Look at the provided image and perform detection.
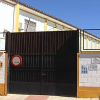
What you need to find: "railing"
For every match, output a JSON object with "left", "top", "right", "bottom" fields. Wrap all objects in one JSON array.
[
  {"left": 80, "top": 29, "right": 100, "bottom": 51},
  {"left": 84, "top": 29, "right": 100, "bottom": 38}
]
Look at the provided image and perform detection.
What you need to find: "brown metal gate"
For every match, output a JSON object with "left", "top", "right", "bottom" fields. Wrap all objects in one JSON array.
[{"left": 8, "top": 31, "right": 79, "bottom": 96}]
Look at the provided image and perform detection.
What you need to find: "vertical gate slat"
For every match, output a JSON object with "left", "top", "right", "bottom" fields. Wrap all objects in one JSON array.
[{"left": 21, "top": 33, "right": 23, "bottom": 54}]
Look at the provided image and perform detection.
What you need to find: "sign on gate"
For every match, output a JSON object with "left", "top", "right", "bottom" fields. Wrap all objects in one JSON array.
[
  {"left": 0, "top": 61, "right": 3, "bottom": 68},
  {"left": 11, "top": 55, "right": 22, "bottom": 67}
]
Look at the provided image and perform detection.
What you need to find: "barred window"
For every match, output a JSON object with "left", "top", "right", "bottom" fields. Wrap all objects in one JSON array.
[{"left": 24, "top": 19, "right": 36, "bottom": 32}]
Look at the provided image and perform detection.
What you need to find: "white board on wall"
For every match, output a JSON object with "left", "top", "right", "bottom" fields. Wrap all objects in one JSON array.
[{"left": 0, "top": 38, "right": 5, "bottom": 50}]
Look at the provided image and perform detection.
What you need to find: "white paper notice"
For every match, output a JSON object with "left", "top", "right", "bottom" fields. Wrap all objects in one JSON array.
[{"left": 0, "top": 38, "right": 5, "bottom": 50}]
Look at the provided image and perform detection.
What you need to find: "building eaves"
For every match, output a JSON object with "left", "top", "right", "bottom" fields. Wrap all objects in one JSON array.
[
  {"left": 9, "top": 0, "right": 100, "bottom": 39},
  {"left": 10, "top": 0, "right": 82, "bottom": 30}
]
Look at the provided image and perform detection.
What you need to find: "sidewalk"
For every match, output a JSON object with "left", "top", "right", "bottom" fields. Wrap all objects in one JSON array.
[{"left": 0, "top": 94, "right": 99, "bottom": 100}]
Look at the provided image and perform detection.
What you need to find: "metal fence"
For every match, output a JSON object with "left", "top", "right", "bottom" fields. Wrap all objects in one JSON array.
[
  {"left": 83, "top": 29, "right": 100, "bottom": 50},
  {"left": 84, "top": 29, "right": 100, "bottom": 38}
]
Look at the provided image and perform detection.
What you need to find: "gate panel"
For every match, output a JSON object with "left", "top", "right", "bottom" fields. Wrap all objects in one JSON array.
[
  {"left": 9, "top": 54, "right": 42, "bottom": 94},
  {"left": 9, "top": 31, "right": 78, "bottom": 96}
]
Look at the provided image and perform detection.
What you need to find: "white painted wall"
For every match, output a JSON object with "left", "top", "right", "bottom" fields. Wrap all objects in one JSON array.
[
  {"left": 97, "top": 41, "right": 99, "bottom": 49},
  {"left": 79, "top": 53, "right": 100, "bottom": 87},
  {"left": 47, "top": 21, "right": 54, "bottom": 31},
  {"left": 88, "top": 37, "right": 91, "bottom": 49},
  {"left": 0, "top": 0, "right": 14, "bottom": 50},
  {"left": 19, "top": 10, "right": 45, "bottom": 32},
  {"left": 0, "top": 0, "right": 14, "bottom": 34},
  {"left": 93, "top": 39, "right": 95, "bottom": 49}
]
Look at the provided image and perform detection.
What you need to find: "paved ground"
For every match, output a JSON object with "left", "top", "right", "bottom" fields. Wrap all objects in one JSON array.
[{"left": 0, "top": 94, "right": 99, "bottom": 100}]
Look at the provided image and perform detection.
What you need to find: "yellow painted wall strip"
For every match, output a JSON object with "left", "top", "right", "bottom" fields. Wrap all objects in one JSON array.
[
  {"left": 44, "top": 19, "right": 47, "bottom": 31},
  {"left": 15, "top": 4, "right": 19, "bottom": 32},
  {"left": 54, "top": 23, "right": 57, "bottom": 31},
  {"left": 78, "top": 87, "right": 100, "bottom": 98},
  {"left": 81, "top": 51, "right": 100, "bottom": 53},
  {"left": 77, "top": 53, "right": 79, "bottom": 97}
]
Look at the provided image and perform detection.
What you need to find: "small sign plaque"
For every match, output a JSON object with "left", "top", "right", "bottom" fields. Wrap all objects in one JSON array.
[{"left": 88, "top": 64, "right": 98, "bottom": 71}]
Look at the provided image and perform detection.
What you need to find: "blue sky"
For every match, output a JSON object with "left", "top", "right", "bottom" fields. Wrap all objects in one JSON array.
[{"left": 19, "top": 0, "right": 100, "bottom": 29}]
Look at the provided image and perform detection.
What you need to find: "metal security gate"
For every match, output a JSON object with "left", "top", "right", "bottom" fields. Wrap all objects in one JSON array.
[{"left": 8, "top": 31, "right": 79, "bottom": 96}]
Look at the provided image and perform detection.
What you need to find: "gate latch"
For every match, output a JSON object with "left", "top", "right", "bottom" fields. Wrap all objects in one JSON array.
[{"left": 42, "top": 73, "right": 46, "bottom": 76}]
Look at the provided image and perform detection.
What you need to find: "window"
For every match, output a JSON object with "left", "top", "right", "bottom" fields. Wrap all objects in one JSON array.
[{"left": 24, "top": 19, "right": 36, "bottom": 32}]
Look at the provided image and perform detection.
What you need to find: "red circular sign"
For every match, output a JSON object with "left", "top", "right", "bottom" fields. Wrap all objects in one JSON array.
[{"left": 11, "top": 55, "right": 22, "bottom": 67}]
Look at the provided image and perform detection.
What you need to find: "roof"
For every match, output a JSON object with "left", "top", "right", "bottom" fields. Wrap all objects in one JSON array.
[{"left": 10, "top": 0, "right": 81, "bottom": 30}]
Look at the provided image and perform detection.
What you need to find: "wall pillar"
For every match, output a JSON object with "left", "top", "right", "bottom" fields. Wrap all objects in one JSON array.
[
  {"left": 44, "top": 19, "right": 47, "bottom": 31},
  {"left": 77, "top": 53, "right": 79, "bottom": 98},
  {"left": 14, "top": 4, "right": 19, "bottom": 32},
  {"left": 62, "top": 26, "right": 65, "bottom": 31}
]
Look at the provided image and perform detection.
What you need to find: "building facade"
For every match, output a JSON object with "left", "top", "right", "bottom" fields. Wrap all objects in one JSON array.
[
  {"left": 0, "top": 0, "right": 100, "bottom": 98},
  {"left": 0, "top": 0, "right": 100, "bottom": 51}
]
